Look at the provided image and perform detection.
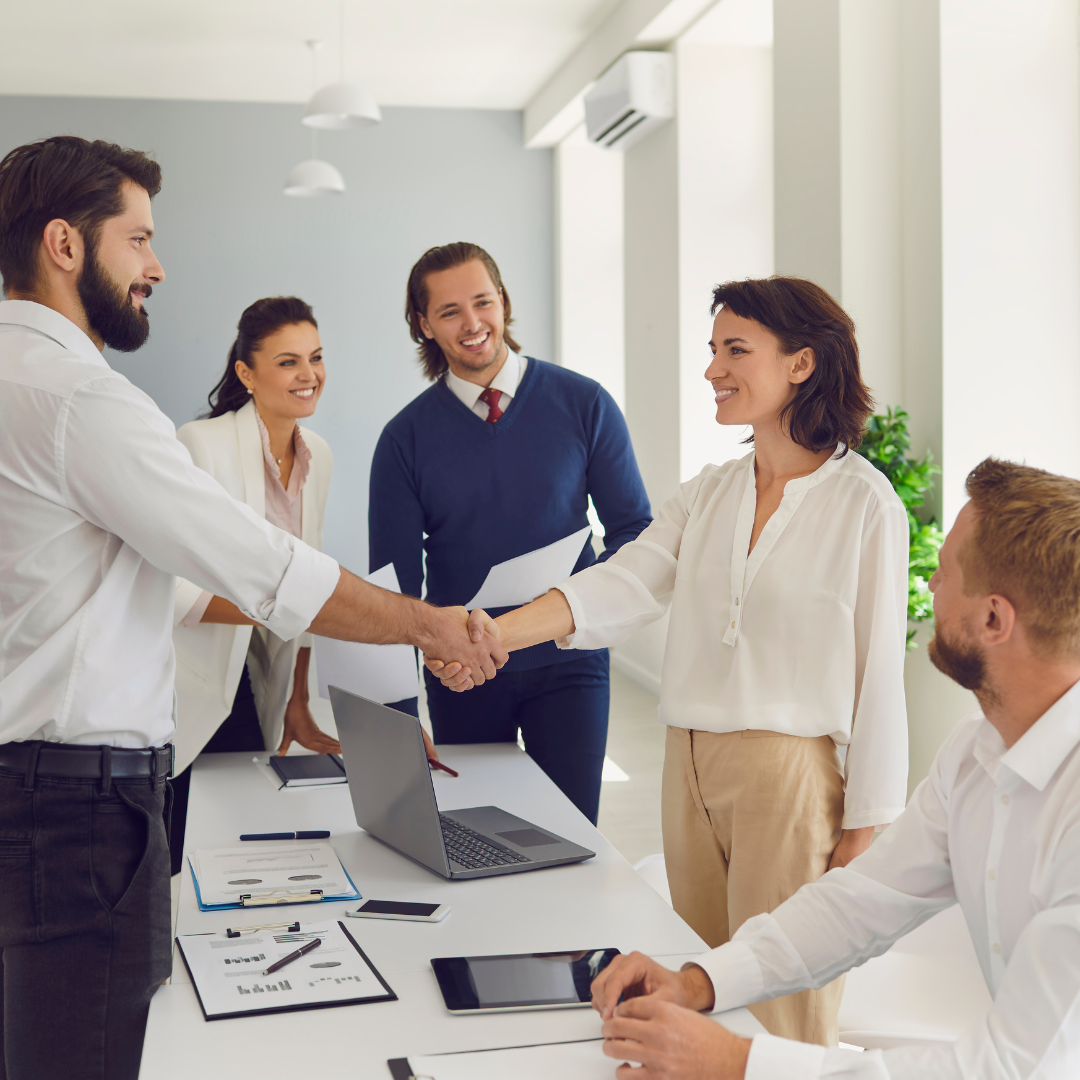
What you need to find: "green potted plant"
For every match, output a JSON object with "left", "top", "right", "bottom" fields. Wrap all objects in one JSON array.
[{"left": 855, "top": 408, "right": 944, "bottom": 649}]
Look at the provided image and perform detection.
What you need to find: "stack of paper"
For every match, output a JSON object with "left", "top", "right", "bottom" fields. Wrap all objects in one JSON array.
[
  {"left": 407, "top": 1039, "right": 613, "bottom": 1080},
  {"left": 188, "top": 841, "right": 360, "bottom": 910}
]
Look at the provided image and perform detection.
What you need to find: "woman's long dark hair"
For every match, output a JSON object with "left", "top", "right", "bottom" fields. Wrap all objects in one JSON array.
[{"left": 204, "top": 296, "right": 318, "bottom": 418}]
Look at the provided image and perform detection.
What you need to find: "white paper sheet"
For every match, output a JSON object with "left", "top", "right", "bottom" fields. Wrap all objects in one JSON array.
[
  {"left": 466, "top": 526, "right": 594, "bottom": 610},
  {"left": 190, "top": 841, "right": 359, "bottom": 907},
  {"left": 314, "top": 563, "right": 419, "bottom": 704},
  {"left": 409, "top": 1040, "right": 612, "bottom": 1080},
  {"left": 177, "top": 920, "right": 390, "bottom": 1018}
]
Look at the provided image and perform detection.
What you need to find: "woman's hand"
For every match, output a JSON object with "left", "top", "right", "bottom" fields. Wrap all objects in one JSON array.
[
  {"left": 276, "top": 696, "right": 341, "bottom": 756},
  {"left": 827, "top": 826, "right": 875, "bottom": 871}
]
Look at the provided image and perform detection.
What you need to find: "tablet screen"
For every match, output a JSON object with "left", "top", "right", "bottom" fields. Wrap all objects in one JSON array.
[{"left": 431, "top": 949, "right": 621, "bottom": 1011}]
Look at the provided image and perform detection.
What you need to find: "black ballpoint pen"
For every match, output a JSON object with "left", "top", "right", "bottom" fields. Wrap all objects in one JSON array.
[
  {"left": 239, "top": 831, "right": 330, "bottom": 841},
  {"left": 262, "top": 937, "right": 321, "bottom": 976}
]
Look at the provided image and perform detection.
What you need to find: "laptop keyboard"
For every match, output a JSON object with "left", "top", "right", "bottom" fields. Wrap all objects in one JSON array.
[{"left": 440, "top": 815, "right": 532, "bottom": 870}]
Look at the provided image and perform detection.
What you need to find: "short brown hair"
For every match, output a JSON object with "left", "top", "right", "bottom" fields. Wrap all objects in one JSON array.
[
  {"left": 711, "top": 276, "right": 873, "bottom": 454},
  {"left": 962, "top": 458, "right": 1080, "bottom": 655},
  {"left": 404, "top": 242, "right": 521, "bottom": 381},
  {"left": 0, "top": 136, "right": 162, "bottom": 295}
]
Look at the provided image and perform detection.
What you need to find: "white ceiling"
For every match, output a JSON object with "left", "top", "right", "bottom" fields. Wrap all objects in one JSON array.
[{"left": 0, "top": 0, "right": 626, "bottom": 109}]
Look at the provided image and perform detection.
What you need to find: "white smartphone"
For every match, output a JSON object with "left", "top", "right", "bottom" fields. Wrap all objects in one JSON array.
[{"left": 346, "top": 899, "right": 451, "bottom": 923}]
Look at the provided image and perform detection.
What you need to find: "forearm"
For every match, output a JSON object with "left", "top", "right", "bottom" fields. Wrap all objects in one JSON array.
[
  {"left": 309, "top": 568, "right": 439, "bottom": 649},
  {"left": 289, "top": 647, "right": 311, "bottom": 703},
  {"left": 494, "top": 589, "right": 576, "bottom": 652},
  {"left": 200, "top": 595, "right": 258, "bottom": 625}
]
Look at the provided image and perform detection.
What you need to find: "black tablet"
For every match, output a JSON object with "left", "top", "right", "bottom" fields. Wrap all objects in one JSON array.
[{"left": 430, "top": 948, "right": 620, "bottom": 1013}]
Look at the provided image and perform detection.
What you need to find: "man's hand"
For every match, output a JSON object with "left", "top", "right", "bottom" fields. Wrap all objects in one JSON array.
[
  {"left": 276, "top": 698, "right": 341, "bottom": 757},
  {"left": 827, "top": 826, "right": 874, "bottom": 871},
  {"left": 591, "top": 952, "right": 716, "bottom": 1020},
  {"left": 602, "top": 997, "right": 751, "bottom": 1080},
  {"left": 424, "top": 609, "right": 502, "bottom": 692},
  {"left": 415, "top": 606, "right": 506, "bottom": 689}
]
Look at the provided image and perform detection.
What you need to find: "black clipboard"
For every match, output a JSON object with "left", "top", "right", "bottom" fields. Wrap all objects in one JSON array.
[{"left": 177, "top": 920, "right": 397, "bottom": 1021}]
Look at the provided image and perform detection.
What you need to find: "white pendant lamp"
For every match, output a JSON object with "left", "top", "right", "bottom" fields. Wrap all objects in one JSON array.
[
  {"left": 303, "top": 0, "right": 381, "bottom": 129},
  {"left": 283, "top": 158, "right": 346, "bottom": 197},
  {"left": 283, "top": 41, "right": 347, "bottom": 197}
]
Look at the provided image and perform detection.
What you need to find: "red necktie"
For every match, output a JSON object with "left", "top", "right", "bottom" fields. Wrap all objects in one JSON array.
[{"left": 478, "top": 387, "right": 503, "bottom": 423}]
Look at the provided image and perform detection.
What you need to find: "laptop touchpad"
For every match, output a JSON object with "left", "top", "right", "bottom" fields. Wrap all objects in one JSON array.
[{"left": 497, "top": 828, "right": 559, "bottom": 848}]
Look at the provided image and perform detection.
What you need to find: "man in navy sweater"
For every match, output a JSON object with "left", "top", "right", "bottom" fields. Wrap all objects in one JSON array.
[{"left": 369, "top": 242, "right": 651, "bottom": 823}]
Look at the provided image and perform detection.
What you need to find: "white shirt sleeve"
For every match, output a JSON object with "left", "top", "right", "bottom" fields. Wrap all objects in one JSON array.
[
  {"left": 694, "top": 741, "right": 1080, "bottom": 1079},
  {"left": 841, "top": 502, "right": 911, "bottom": 828},
  {"left": 60, "top": 377, "right": 339, "bottom": 641},
  {"left": 555, "top": 480, "right": 696, "bottom": 649}
]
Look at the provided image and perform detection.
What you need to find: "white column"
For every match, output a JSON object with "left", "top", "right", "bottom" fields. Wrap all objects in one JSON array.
[{"left": 939, "top": 0, "right": 1080, "bottom": 524}]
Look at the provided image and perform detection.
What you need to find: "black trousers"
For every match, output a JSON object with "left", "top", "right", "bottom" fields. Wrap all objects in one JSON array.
[
  {"left": 169, "top": 664, "right": 265, "bottom": 876},
  {"left": 424, "top": 650, "right": 611, "bottom": 824},
  {"left": 0, "top": 757, "right": 172, "bottom": 1080}
]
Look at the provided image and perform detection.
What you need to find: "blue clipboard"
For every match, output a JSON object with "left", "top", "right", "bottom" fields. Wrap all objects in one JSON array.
[{"left": 188, "top": 857, "right": 362, "bottom": 911}]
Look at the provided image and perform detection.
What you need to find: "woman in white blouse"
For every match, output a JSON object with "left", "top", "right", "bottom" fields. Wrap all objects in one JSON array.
[
  {"left": 169, "top": 296, "right": 338, "bottom": 873},
  {"left": 429, "top": 277, "right": 910, "bottom": 1046}
]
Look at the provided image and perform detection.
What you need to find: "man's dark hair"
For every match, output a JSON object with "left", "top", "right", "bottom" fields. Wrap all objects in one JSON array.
[
  {"left": 0, "top": 136, "right": 162, "bottom": 295},
  {"left": 405, "top": 241, "right": 521, "bottom": 381},
  {"left": 711, "top": 276, "right": 873, "bottom": 454},
  {"left": 205, "top": 296, "right": 318, "bottom": 418}
]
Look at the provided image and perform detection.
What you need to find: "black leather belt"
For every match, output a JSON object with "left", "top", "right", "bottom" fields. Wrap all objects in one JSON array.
[{"left": 0, "top": 741, "right": 174, "bottom": 779}]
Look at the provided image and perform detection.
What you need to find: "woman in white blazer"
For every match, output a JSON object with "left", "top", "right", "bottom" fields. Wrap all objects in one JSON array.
[{"left": 169, "top": 296, "right": 337, "bottom": 873}]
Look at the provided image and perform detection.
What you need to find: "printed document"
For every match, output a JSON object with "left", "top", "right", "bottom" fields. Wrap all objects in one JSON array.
[
  {"left": 466, "top": 526, "right": 593, "bottom": 610},
  {"left": 408, "top": 1040, "right": 612, "bottom": 1080},
  {"left": 189, "top": 840, "right": 359, "bottom": 908},
  {"left": 314, "top": 563, "right": 419, "bottom": 704},
  {"left": 177, "top": 920, "right": 394, "bottom": 1019}
]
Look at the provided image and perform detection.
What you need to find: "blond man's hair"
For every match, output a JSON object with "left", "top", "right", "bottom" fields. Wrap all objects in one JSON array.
[{"left": 962, "top": 458, "right": 1080, "bottom": 655}]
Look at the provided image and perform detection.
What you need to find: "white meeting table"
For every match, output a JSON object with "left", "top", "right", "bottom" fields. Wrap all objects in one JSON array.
[{"left": 140, "top": 743, "right": 762, "bottom": 1078}]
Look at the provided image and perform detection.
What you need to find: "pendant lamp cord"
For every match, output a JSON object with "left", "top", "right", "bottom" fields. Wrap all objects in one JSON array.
[{"left": 339, "top": 0, "right": 345, "bottom": 83}]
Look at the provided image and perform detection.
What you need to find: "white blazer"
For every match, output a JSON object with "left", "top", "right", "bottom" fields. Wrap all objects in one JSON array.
[{"left": 171, "top": 399, "right": 333, "bottom": 773}]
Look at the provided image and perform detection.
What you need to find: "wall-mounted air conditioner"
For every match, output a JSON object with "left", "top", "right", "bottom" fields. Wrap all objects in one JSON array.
[{"left": 583, "top": 52, "right": 675, "bottom": 152}]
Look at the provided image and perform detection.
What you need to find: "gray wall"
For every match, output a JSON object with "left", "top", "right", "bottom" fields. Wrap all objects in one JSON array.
[{"left": 0, "top": 95, "right": 554, "bottom": 572}]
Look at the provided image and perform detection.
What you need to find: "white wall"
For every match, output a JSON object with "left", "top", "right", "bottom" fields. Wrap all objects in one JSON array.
[
  {"left": 0, "top": 95, "right": 555, "bottom": 576},
  {"left": 555, "top": 125, "right": 625, "bottom": 408},
  {"left": 939, "top": 0, "right": 1080, "bottom": 526}
]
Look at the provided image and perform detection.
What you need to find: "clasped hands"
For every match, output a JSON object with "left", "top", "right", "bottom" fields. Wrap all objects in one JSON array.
[
  {"left": 587, "top": 953, "right": 751, "bottom": 1079},
  {"left": 424, "top": 607, "right": 503, "bottom": 691}
]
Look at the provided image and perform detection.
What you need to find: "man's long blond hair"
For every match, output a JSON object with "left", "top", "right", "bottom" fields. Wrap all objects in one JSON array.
[{"left": 962, "top": 458, "right": 1080, "bottom": 655}]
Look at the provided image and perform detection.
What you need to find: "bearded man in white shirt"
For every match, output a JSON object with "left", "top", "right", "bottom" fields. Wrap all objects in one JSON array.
[
  {"left": 588, "top": 456, "right": 1080, "bottom": 1080},
  {"left": 0, "top": 136, "right": 503, "bottom": 1080}
]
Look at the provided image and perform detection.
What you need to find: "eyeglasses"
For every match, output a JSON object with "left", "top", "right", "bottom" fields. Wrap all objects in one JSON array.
[{"left": 224, "top": 920, "right": 301, "bottom": 939}]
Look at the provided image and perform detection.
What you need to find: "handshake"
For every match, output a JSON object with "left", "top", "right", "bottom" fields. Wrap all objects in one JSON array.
[
  {"left": 423, "top": 607, "right": 505, "bottom": 692},
  {"left": 422, "top": 588, "right": 576, "bottom": 691}
]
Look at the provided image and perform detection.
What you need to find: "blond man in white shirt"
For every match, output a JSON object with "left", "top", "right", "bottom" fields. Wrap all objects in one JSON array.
[
  {"left": 429, "top": 277, "right": 911, "bottom": 1046},
  {"left": 0, "top": 135, "right": 503, "bottom": 1080},
  {"left": 586, "top": 457, "right": 1080, "bottom": 1080}
]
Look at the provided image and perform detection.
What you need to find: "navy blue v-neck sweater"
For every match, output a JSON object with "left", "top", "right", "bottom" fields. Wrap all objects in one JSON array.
[{"left": 369, "top": 358, "right": 652, "bottom": 671}]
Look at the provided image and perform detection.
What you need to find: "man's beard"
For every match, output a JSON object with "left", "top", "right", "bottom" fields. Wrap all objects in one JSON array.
[
  {"left": 77, "top": 242, "right": 150, "bottom": 353},
  {"left": 928, "top": 619, "right": 990, "bottom": 694}
]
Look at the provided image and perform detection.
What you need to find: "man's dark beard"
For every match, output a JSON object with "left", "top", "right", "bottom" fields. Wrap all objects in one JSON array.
[
  {"left": 928, "top": 622, "right": 988, "bottom": 692},
  {"left": 77, "top": 242, "right": 150, "bottom": 352}
]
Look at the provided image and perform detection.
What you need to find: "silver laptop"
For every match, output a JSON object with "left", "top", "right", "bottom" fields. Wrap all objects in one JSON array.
[{"left": 329, "top": 687, "right": 595, "bottom": 880}]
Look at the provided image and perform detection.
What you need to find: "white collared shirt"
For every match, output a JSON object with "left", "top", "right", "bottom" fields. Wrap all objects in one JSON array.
[
  {"left": 557, "top": 448, "right": 910, "bottom": 827},
  {"left": 0, "top": 300, "right": 340, "bottom": 747},
  {"left": 700, "top": 679, "right": 1080, "bottom": 1079},
  {"left": 444, "top": 348, "right": 526, "bottom": 419}
]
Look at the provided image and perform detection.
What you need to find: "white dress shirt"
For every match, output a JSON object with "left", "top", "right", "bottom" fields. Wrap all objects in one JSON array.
[
  {"left": 699, "top": 679, "right": 1080, "bottom": 1079},
  {"left": 557, "top": 447, "right": 910, "bottom": 827},
  {"left": 444, "top": 348, "right": 526, "bottom": 419},
  {"left": 179, "top": 408, "right": 312, "bottom": 628},
  {"left": 0, "top": 300, "right": 340, "bottom": 748}
]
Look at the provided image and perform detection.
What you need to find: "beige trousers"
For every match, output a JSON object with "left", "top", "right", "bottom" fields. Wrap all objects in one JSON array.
[{"left": 662, "top": 727, "right": 846, "bottom": 1046}]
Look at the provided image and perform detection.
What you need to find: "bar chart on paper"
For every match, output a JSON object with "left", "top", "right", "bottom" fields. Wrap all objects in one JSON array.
[{"left": 176, "top": 921, "right": 396, "bottom": 1019}]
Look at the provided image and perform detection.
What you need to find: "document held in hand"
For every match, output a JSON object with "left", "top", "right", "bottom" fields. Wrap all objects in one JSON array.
[
  {"left": 314, "top": 563, "right": 420, "bottom": 704},
  {"left": 466, "top": 525, "right": 594, "bottom": 610}
]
